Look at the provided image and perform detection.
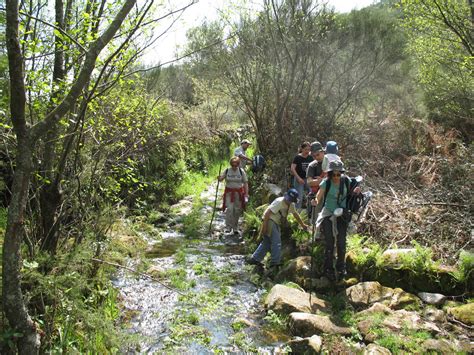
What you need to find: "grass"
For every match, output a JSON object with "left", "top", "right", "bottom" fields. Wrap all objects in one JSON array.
[{"left": 175, "top": 159, "right": 227, "bottom": 200}]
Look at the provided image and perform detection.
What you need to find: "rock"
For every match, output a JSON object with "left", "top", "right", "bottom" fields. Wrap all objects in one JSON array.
[
  {"left": 356, "top": 302, "right": 393, "bottom": 318},
  {"left": 311, "top": 277, "right": 332, "bottom": 291},
  {"left": 275, "top": 256, "right": 313, "bottom": 285},
  {"left": 423, "top": 307, "right": 447, "bottom": 323},
  {"left": 146, "top": 265, "right": 164, "bottom": 278},
  {"left": 381, "top": 309, "right": 441, "bottom": 335},
  {"left": 382, "top": 248, "right": 416, "bottom": 266},
  {"left": 345, "top": 281, "right": 421, "bottom": 310},
  {"left": 357, "top": 308, "right": 441, "bottom": 344},
  {"left": 363, "top": 343, "right": 392, "bottom": 355},
  {"left": 170, "top": 199, "right": 193, "bottom": 216},
  {"left": 232, "top": 317, "right": 255, "bottom": 330},
  {"left": 422, "top": 339, "right": 455, "bottom": 353},
  {"left": 263, "top": 183, "right": 282, "bottom": 204},
  {"left": 448, "top": 303, "right": 474, "bottom": 325},
  {"left": 287, "top": 335, "right": 322, "bottom": 354},
  {"left": 265, "top": 284, "right": 329, "bottom": 315},
  {"left": 289, "top": 312, "right": 352, "bottom": 337},
  {"left": 417, "top": 292, "right": 446, "bottom": 305}
]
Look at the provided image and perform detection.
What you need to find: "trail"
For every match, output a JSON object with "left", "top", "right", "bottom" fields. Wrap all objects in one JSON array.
[{"left": 112, "top": 182, "right": 287, "bottom": 352}]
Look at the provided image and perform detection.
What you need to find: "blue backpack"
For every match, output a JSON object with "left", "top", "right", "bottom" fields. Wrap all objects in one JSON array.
[
  {"left": 252, "top": 155, "right": 266, "bottom": 173},
  {"left": 325, "top": 141, "right": 339, "bottom": 155}
]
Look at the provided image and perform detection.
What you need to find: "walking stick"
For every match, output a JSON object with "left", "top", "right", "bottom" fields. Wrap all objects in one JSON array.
[
  {"left": 208, "top": 163, "right": 223, "bottom": 237},
  {"left": 309, "top": 204, "right": 316, "bottom": 304}
]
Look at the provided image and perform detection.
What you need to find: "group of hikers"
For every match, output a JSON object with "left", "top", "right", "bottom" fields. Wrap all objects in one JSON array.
[{"left": 218, "top": 139, "right": 363, "bottom": 282}]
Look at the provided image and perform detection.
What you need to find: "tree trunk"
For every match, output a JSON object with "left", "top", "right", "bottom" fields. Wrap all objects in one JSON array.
[
  {"left": 3, "top": 142, "right": 41, "bottom": 354},
  {"left": 4, "top": 0, "right": 41, "bottom": 351}
]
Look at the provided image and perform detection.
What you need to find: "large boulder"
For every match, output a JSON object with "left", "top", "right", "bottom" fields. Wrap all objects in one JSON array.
[
  {"left": 287, "top": 335, "right": 322, "bottom": 354},
  {"left": 448, "top": 303, "right": 474, "bottom": 326},
  {"left": 289, "top": 312, "right": 352, "bottom": 337},
  {"left": 265, "top": 284, "right": 329, "bottom": 316},
  {"left": 345, "top": 281, "right": 421, "bottom": 310}
]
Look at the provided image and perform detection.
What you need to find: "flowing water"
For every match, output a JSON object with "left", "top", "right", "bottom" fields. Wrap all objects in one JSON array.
[{"left": 113, "top": 183, "right": 288, "bottom": 353}]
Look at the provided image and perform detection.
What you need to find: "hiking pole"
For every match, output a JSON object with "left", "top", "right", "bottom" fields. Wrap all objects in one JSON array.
[
  {"left": 208, "top": 162, "right": 223, "bottom": 237},
  {"left": 309, "top": 204, "right": 316, "bottom": 304}
]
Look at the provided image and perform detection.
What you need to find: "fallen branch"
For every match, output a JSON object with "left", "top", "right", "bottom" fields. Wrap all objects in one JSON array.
[
  {"left": 412, "top": 202, "right": 468, "bottom": 208},
  {"left": 92, "top": 258, "right": 187, "bottom": 296},
  {"left": 447, "top": 315, "right": 474, "bottom": 331}
]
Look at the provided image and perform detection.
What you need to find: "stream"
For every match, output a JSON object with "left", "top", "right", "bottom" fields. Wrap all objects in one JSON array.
[{"left": 112, "top": 183, "right": 288, "bottom": 353}]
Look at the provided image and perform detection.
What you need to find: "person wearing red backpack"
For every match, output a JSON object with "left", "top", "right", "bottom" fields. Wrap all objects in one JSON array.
[{"left": 218, "top": 157, "right": 249, "bottom": 234}]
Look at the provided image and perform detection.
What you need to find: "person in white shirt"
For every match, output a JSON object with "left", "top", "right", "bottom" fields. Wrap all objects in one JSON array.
[{"left": 234, "top": 139, "right": 252, "bottom": 169}]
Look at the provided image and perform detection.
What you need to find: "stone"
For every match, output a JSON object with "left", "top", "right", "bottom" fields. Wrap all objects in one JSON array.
[
  {"left": 417, "top": 292, "right": 446, "bottom": 306},
  {"left": 287, "top": 335, "right": 322, "bottom": 354},
  {"left": 275, "top": 256, "right": 313, "bottom": 285},
  {"left": 382, "top": 248, "right": 416, "bottom": 266},
  {"left": 265, "top": 284, "right": 329, "bottom": 316},
  {"left": 448, "top": 303, "right": 474, "bottom": 326},
  {"left": 170, "top": 199, "right": 193, "bottom": 216},
  {"left": 356, "top": 302, "right": 393, "bottom": 318},
  {"left": 423, "top": 307, "right": 447, "bottom": 323},
  {"left": 422, "top": 339, "right": 454, "bottom": 353},
  {"left": 345, "top": 281, "right": 421, "bottom": 310},
  {"left": 289, "top": 312, "right": 352, "bottom": 337},
  {"left": 146, "top": 265, "right": 164, "bottom": 278},
  {"left": 363, "top": 343, "right": 392, "bottom": 355},
  {"left": 357, "top": 308, "right": 441, "bottom": 344},
  {"left": 263, "top": 183, "right": 282, "bottom": 204}
]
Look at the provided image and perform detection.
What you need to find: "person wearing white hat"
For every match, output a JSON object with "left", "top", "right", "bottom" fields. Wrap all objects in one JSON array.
[{"left": 234, "top": 139, "right": 252, "bottom": 169}]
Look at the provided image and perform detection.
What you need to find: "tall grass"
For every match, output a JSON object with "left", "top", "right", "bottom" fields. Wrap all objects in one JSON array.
[{"left": 175, "top": 159, "right": 227, "bottom": 199}]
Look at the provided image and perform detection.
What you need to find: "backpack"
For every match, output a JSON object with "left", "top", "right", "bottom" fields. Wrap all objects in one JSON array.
[
  {"left": 252, "top": 154, "right": 266, "bottom": 173},
  {"left": 323, "top": 176, "right": 364, "bottom": 213},
  {"left": 224, "top": 167, "right": 245, "bottom": 181}
]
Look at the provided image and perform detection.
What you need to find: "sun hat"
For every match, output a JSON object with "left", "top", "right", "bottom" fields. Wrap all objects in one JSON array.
[
  {"left": 327, "top": 160, "right": 345, "bottom": 172},
  {"left": 241, "top": 139, "right": 251, "bottom": 145},
  {"left": 310, "top": 141, "right": 324, "bottom": 153}
]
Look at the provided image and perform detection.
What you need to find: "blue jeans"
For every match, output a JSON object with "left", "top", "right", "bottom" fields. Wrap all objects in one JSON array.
[
  {"left": 252, "top": 220, "right": 282, "bottom": 266},
  {"left": 293, "top": 177, "right": 309, "bottom": 209}
]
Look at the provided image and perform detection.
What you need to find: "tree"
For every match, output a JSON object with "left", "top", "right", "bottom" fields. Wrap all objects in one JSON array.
[
  {"left": 400, "top": 0, "right": 474, "bottom": 141},
  {"left": 4, "top": 0, "right": 138, "bottom": 351}
]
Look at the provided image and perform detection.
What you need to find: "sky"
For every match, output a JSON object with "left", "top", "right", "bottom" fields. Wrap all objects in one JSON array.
[{"left": 143, "top": 0, "right": 376, "bottom": 65}]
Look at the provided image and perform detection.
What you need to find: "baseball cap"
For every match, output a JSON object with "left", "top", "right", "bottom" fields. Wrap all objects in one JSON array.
[{"left": 284, "top": 188, "right": 299, "bottom": 203}]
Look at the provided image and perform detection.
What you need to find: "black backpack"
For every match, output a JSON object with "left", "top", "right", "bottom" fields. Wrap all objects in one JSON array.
[
  {"left": 252, "top": 155, "right": 266, "bottom": 173},
  {"left": 324, "top": 176, "right": 364, "bottom": 213}
]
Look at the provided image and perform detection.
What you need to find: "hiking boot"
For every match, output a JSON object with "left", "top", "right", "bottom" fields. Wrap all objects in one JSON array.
[
  {"left": 233, "top": 229, "right": 241, "bottom": 235},
  {"left": 224, "top": 228, "right": 232, "bottom": 234},
  {"left": 265, "top": 264, "right": 282, "bottom": 280},
  {"left": 246, "top": 256, "right": 263, "bottom": 266}
]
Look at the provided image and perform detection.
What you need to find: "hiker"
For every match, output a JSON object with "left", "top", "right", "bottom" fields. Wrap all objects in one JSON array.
[
  {"left": 234, "top": 139, "right": 252, "bottom": 169},
  {"left": 290, "top": 141, "right": 313, "bottom": 209},
  {"left": 306, "top": 141, "right": 326, "bottom": 221},
  {"left": 312, "top": 160, "right": 360, "bottom": 281},
  {"left": 322, "top": 140, "right": 341, "bottom": 172},
  {"left": 218, "top": 157, "right": 249, "bottom": 234},
  {"left": 247, "top": 188, "right": 309, "bottom": 275}
]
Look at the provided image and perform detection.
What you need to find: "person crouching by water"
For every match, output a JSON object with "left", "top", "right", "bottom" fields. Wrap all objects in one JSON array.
[
  {"left": 218, "top": 157, "right": 249, "bottom": 234},
  {"left": 312, "top": 160, "right": 360, "bottom": 281},
  {"left": 247, "top": 188, "right": 308, "bottom": 275}
]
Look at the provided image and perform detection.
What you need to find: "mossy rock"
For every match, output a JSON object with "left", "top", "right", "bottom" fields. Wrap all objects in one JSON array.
[{"left": 448, "top": 303, "right": 474, "bottom": 326}]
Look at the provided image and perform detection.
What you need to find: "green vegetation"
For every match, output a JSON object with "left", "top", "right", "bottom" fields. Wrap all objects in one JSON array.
[{"left": 263, "top": 310, "right": 288, "bottom": 333}]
